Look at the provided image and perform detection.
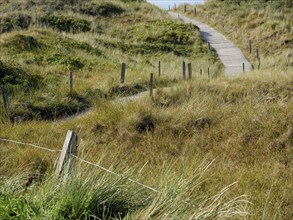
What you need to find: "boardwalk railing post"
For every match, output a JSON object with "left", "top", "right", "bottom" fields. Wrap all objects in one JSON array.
[
  {"left": 188, "top": 63, "right": 192, "bottom": 80},
  {"left": 120, "top": 63, "right": 126, "bottom": 84},
  {"left": 55, "top": 130, "right": 78, "bottom": 177},
  {"left": 182, "top": 61, "right": 186, "bottom": 80},
  {"left": 69, "top": 71, "right": 73, "bottom": 95},
  {"left": 158, "top": 61, "right": 161, "bottom": 77},
  {"left": 150, "top": 73, "right": 154, "bottom": 98},
  {"left": 1, "top": 86, "right": 9, "bottom": 114}
]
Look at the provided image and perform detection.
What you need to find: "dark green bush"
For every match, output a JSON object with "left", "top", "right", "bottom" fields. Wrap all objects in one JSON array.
[
  {"left": 40, "top": 15, "right": 91, "bottom": 33},
  {"left": 36, "top": 53, "right": 84, "bottom": 70},
  {"left": 108, "top": 83, "right": 146, "bottom": 97},
  {"left": 0, "top": 60, "right": 40, "bottom": 88},
  {"left": 3, "top": 34, "right": 40, "bottom": 52},
  {"left": 0, "top": 14, "right": 32, "bottom": 33},
  {"left": 80, "top": 2, "right": 124, "bottom": 16}
]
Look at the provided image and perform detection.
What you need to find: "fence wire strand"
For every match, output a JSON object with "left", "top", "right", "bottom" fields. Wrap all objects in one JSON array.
[
  {"left": 0, "top": 137, "right": 161, "bottom": 193},
  {"left": 0, "top": 138, "right": 61, "bottom": 152}
]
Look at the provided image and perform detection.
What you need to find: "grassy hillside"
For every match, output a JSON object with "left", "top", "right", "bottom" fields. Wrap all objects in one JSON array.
[
  {"left": 0, "top": 0, "right": 220, "bottom": 122},
  {"left": 1, "top": 0, "right": 293, "bottom": 219}
]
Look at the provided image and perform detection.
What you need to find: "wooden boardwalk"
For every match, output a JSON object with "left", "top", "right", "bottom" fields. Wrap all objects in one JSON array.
[{"left": 169, "top": 12, "right": 252, "bottom": 76}]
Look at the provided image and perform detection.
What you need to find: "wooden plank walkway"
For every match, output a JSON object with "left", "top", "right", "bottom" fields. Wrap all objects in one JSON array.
[{"left": 169, "top": 12, "right": 252, "bottom": 76}]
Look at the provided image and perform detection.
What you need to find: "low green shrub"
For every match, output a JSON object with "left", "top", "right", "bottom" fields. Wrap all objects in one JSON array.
[
  {"left": 0, "top": 14, "right": 31, "bottom": 33},
  {"left": 36, "top": 53, "right": 85, "bottom": 70},
  {"left": 40, "top": 15, "right": 91, "bottom": 33},
  {"left": 0, "top": 60, "right": 40, "bottom": 88},
  {"left": 80, "top": 2, "right": 124, "bottom": 16},
  {"left": 3, "top": 34, "right": 40, "bottom": 52}
]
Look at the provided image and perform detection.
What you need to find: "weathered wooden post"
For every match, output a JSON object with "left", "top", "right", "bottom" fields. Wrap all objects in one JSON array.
[
  {"left": 69, "top": 71, "right": 73, "bottom": 95},
  {"left": 188, "top": 63, "right": 192, "bottom": 80},
  {"left": 242, "top": 63, "right": 245, "bottom": 73},
  {"left": 256, "top": 48, "right": 260, "bottom": 70},
  {"left": 249, "top": 40, "right": 252, "bottom": 53},
  {"left": 120, "top": 62, "right": 126, "bottom": 84},
  {"left": 182, "top": 61, "right": 186, "bottom": 80},
  {"left": 208, "top": 42, "right": 211, "bottom": 52},
  {"left": 55, "top": 130, "right": 78, "bottom": 177},
  {"left": 1, "top": 86, "right": 9, "bottom": 114},
  {"left": 194, "top": 7, "right": 197, "bottom": 16},
  {"left": 184, "top": 3, "right": 186, "bottom": 13},
  {"left": 256, "top": 48, "right": 259, "bottom": 59},
  {"left": 150, "top": 73, "right": 154, "bottom": 98},
  {"left": 208, "top": 67, "right": 210, "bottom": 78},
  {"left": 13, "top": 116, "right": 21, "bottom": 124},
  {"left": 158, "top": 61, "right": 161, "bottom": 77}
]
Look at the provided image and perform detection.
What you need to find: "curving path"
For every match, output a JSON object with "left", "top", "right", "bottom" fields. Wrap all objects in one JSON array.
[{"left": 168, "top": 12, "right": 252, "bottom": 76}]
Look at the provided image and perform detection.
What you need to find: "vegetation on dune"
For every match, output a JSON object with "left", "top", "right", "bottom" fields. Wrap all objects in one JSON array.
[{"left": 2, "top": 0, "right": 293, "bottom": 219}]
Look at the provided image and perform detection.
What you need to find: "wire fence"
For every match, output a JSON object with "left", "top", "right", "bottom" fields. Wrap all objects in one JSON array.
[{"left": 0, "top": 137, "right": 161, "bottom": 194}]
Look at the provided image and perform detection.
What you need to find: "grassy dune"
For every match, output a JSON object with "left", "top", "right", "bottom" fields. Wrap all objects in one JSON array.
[{"left": 1, "top": 0, "right": 293, "bottom": 219}]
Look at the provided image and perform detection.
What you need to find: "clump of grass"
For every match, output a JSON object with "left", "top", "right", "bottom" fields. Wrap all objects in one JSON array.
[
  {"left": 0, "top": 13, "right": 32, "bottom": 33},
  {"left": 40, "top": 14, "right": 91, "bottom": 33},
  {"left": 0, "top": 59, "right": 41, "bottom": 88},
  {"left": 80, "top": 2, "right": 125, "bottom": 17},
  {"left": 0, "top": 161, "right": 248, "bottom": 219}
]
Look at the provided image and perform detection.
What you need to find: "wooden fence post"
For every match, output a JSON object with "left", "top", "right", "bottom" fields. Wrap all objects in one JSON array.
[
  {"left": 1, "top": 86, "right": 9, "bottom": 114},
  {"left": 208, "top": 67, "right": 210, "bottom": 78},
  {"left": 188, "top": 63, "right": 192, "bottom": 80},
  {"left": 194, "top": 7, "right": 197, "bottom": 16},
  {"left": 256, "top": 48, "right": 259, "bottom": 59},
  {"left": 249, "top": 40, "right": 252, "bottom": 53},
  {"left": 150, "top": 73, "right": 154, "bottom": 98},
  {"left": 13, "top": 116, "right": 21, "bottom": 124},
  {"left": 242, "top": 63, "right": 245, "bottom": 73},
  {"left": 184, "top": 3, "right": 186, "bottom": 13},
  {"left": 120, "top": 63, "right": 126, "bottom": 84},
  {"left": 69, "top": 71, "right": 73, "bottom": 95},
  {"left": 208, "top": 42, "right": 211, "bottom": 52},
  {"left": 158, "top": 61, "right": 161, "bottom": 77},
  {"left": 55, "top": 130, "right": 78, "bottom": 177},
  {"left": 182, "top": 61, "right": 186, "bottom": 80}
]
